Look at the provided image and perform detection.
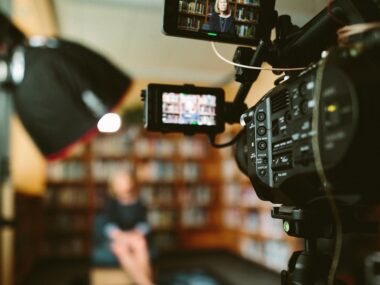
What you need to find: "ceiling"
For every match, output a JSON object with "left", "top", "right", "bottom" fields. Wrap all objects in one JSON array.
[{"left": 53, "top": 0, "right": 327, "bottom": 85}]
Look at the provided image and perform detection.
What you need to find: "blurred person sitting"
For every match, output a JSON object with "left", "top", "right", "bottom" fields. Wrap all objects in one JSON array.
[{"left": 92, "top": 170, "right": 152, "bottom": 269}]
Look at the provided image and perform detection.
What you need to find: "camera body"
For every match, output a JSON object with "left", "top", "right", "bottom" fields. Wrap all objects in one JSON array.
[
  {"left": 144, "top": 0, "right": 380, "bottom": 206},
  {"left": 236, "top": 36, "right": 380, "bottom": 206}
]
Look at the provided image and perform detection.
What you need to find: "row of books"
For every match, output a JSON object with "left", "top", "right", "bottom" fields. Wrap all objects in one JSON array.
[
  {"left": 45, "top": 213, "right": 87, "bottom": 232},
  {"left": 92, "top": 132, "right": 133, "bottom": 157},
  {"left": 148, "top": 209, "right": 177, "bottom": 229},
  {"left": 136, "top": 161, "right": 201, "bottom": 182},
  {"left": 44, "top": 187, "right": 88, "bottom": 208},
  {"left": 236, "top": 24, "right": 256, "bottom": 38},
  {"left": 223, "top": 208, "right": 285, "bottom": 238},
  {"left": 236, "top": 0, "right": 260, "bottom": 5},
  {"left": 179, "top": 0, "right": 206, "bottom": 15},
  {"left": 42, "top": 238, "right": 86, "bottom": 257},
  {"left": 93, "top": 132, "right": 208, "bottom": 159},
  {"left": 47, "top": 161, "right": 86, "bottom": 181},
  {"left": 148, "top": 208, "right": 211, "bottom": 228},
  {"left": 45, "top": 182, "right": 213, "bottom": 212},
  {"left": 223, "top": 182, "right": 260, "bottom": 207},
  {"left": 221, "top": 157, "right": 248, "bottom": 182},
  {"left": 47, "top": 160, "right": 205, "bottom": 183},
  {"left": 134, "top": 137, "right": 208, "bottom": 159},
  {"left": 181, "top": 207, "right": 209, "bottom": 227},
  {"left": 178, "top": 16, "right": 203, "bottom": 31},
  {"left": 140, "top": 185, "right": 176, "bottom": 206},
  {"left": 91, "top": 160, "right": 133, "bottom": 182},
  {"left": 141, "top": 185, "right": 213, "bottom": 207},
  {"left": 235, "top": 7, "right": 259, "bottom": 22},
  {"left": 239, "top": 237, "right": 291, "bottom": 272},
  {"left": 178, "top": 185, "right": 212, "bottom": 206}
]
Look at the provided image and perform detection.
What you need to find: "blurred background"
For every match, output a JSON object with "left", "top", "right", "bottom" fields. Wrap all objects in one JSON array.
[{"left": 3, "top": 0, "right": 377, "bottom": 285}]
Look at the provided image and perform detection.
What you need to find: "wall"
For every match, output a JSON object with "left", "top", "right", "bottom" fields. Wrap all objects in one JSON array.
[{"left": 10, "top": 0, "right": 57, "bottom": 195}]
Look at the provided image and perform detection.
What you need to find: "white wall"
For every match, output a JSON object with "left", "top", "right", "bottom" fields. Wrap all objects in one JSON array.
[{"left": 53, "top": 0, "right": 327, "bottom": 85}]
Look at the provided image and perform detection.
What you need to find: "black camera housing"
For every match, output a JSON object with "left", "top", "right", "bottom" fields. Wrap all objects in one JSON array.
[
  {"left": 143, "top": 83, "right": 225, "bottom": 135},
  {"left": 236, "top": 36, "right": 380, "bottom": 206}
]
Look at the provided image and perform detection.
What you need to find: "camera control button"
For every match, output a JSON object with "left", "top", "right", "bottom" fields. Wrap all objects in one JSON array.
[
  {"left": 259, "top": 169, "right": 266, "bottom": 176},
  {"left": 257, "top": 126, "right": 267, "bottom": 136},
  {"left": 257, "top": 112, "right": 266, "bottom": 122},
  {"left": 258, "top": 141, "right": 267, "bottom": 150}
]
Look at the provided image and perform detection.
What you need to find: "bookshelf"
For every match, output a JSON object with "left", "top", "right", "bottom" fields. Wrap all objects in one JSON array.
[
  {"left": 42, "top": 124, "right": 302, "bottom": 272},
  {"left": 178, "top": 0, "right": 260, "bottom": 38}
]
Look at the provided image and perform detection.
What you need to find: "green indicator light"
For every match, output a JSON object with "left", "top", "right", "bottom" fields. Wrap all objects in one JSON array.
[
  {"left": 208, "top": 32, "right": 218, "bottom": 37},
  {"left": 283, "top": 221, "right": 290, "bottom": 233}
]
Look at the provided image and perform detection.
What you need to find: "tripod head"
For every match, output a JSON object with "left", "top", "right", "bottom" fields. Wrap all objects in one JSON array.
[{"left": 272, "top": 205, "right": 379, "bottom": 285}]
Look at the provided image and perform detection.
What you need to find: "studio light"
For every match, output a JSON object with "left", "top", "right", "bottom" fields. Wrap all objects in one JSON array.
[
  {"left": 1, "top": 12, "right": 132, "bottom": 160},
  {"left": 97, "top": 113, "right": 122, "bottom": 133},
  {"left": 1, "top": 12, "right": 132, "bottom": 285},
  {"left": 14, "top": 39, "right": 131, "bottom": 159}
]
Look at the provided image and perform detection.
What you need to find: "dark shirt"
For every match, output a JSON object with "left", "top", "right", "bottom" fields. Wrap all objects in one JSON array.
[
  {"left": 92, "top": 198, "right": 152, "bottom": 266},
  {"left": 103, "top": 198, "right": 148, "bottom": 232},
  {"left": 207, "top": 12, "right": 236, "bottom": 35}
]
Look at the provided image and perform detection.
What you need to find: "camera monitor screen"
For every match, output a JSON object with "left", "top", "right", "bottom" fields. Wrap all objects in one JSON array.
[
  {"left": 162, "top": 92, "right": 217, "bottom": 126},
  {"left": 144, "top": 84, "right": 225, "bottom": 134},
  {"left": 163, "top": 0, "right": 275, "bottom": 46}
]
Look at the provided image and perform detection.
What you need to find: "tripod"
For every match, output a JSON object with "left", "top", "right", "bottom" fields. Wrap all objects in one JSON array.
[{"left": 271, "top": 205, "right": 378, "bottom": 285}]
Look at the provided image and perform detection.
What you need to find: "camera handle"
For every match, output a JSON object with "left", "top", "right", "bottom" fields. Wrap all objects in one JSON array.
[{"left": 224, "top": 40, "right": 271, "bottom": 125}]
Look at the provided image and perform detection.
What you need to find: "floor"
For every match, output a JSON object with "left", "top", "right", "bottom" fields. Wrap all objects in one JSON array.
[{"left": 23, "top": 250, "right": 281, "bottom": 285}]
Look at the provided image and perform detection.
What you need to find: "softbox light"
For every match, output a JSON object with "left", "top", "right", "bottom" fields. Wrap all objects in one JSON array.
[{"left": 13, "top": 38, "right": 131, "bottom": 160}]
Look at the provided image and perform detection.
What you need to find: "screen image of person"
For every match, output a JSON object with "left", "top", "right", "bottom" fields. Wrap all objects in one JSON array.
[{"left": 207, "top": 0, "right": 236, "bottom": 35}]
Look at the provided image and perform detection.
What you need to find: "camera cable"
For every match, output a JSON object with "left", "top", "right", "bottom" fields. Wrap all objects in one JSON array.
[
  {"left": 208, "top": 130, "right": 243, "bottom": 148},
  {"left": 211, "top": 42, "right": 306, "bottom": 72},
  {"left": 311, "top": 55, "right": 343, "bottom": 285}
]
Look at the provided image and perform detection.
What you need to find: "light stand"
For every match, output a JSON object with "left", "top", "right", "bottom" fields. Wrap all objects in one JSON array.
[{"left": 0, "top": 10, "right": 131, "bottom": 285}]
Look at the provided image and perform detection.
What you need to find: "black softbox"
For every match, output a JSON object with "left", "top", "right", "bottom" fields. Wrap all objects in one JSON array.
[{"left": 13, "top": 39, "right": 131, "bottom": 160}]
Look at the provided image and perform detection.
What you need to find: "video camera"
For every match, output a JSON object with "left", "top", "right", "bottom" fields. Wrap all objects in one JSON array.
[{"left": 142, "top": 0, "right": 380, "bottom": 284}]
